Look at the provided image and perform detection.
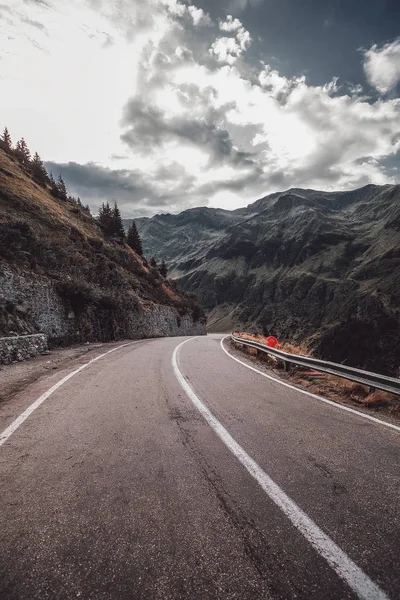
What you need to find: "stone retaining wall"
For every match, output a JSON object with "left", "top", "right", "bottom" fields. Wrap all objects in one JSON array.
[
  {"left": 0, "top": 265, "right": 206, "bottom": 345},
  {"left": 0, "top": 333, "right": 48, "bottom": 365}
]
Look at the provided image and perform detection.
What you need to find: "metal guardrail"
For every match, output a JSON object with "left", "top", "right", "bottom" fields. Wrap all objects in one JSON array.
[{"left": 231, "top": 334, "right": 400, "bottom": 396}]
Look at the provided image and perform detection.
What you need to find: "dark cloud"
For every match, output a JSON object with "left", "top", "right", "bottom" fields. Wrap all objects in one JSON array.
[
  {"left": 45, "top": 161, "right": 199, "bottom": 217},
  {"left": 44, "top": 158, "right": 264, "bottom": 217},
  {"left": 121, "top": 96, "right": 255, "bottom": 168}
]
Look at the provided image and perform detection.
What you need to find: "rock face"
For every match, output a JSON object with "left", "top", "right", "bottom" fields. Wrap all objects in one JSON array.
[
  {"left": 0, "top": 333, "right": 47, "bottom": 365},
  {"left": 131, "top": 184, "right": 400, "bottom": 375},
  {"left": 0, "top": 265, "right": 205, "bottom": 345}
]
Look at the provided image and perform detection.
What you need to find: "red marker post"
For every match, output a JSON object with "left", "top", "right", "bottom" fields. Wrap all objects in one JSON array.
[{"left": 266, "top": 336, "right": 279, "bottom": 348}]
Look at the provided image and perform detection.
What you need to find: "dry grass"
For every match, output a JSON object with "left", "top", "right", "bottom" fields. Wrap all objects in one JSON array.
[
  {"left": 232, "top": 330, "right": 399, "bottom": 418},
  {"left": 0, "top": 148, "right": 206, "bottom": 333},
  {"left": 279, "top": 341, "right": 311, "bottom": 356},
  {"left": 360, "top": 391, "right": 396, "bottom": 408},
  {"left": 235, "top": 332, "right": 310, "bottom": 356},
  {"left": 162, "top": 283, "right": 181, "bottom": 303},
  {"left": 236, "top": 331, "right": 265, "bottom": 343},
  {"left": 0, "top": 152, "right": 96, "bottom": 240},
  {"left": 234, "top": 332, "right": 278, "bottom": 365}
]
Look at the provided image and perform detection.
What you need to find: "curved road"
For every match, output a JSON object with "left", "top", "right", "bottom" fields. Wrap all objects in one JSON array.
[{"left": 0, "top": 335, "right": 399, "bottom": 599}]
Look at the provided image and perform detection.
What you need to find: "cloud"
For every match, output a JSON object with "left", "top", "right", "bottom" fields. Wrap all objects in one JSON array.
[
  {"left": 219, "top": 15, "right": 242, "bottom": 32},
  {"left": 121, "top": 96, "right": 255, "bottom": 168},
  {"left": 210, "top": 17, "right": 251, "bottom": 64},
  {"left": 187, "top": 5, "right": 212, "bottom": 27},
  {"left": 20, "top": 16, "right": 48, "bottom": 32},
  {"left": 2, "top": 0, "right": 400, "bottom": 216},
  {"left": 210, "top": 37, "right": 243, "bottom": 65},
  {"left": 228, "top": 0, "right": 264, "bottom": 14},
  {"left": 45, "top": 160, "right": 200, "bottom": 216},
  {"left": 362, "top": 38, "right": 400, "bottom": 94},
  {"left": 45, "top": 158, "right": 262, "bottom": 217}
]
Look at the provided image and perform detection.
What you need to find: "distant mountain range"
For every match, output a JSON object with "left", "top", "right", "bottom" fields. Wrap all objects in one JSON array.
[{"left": 124, "top": 184, "right": 400, "bottom": 375}]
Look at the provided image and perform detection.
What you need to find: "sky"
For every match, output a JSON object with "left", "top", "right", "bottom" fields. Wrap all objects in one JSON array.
[{"left": 1, "top": 0, "right": 400, "bottom": 217}]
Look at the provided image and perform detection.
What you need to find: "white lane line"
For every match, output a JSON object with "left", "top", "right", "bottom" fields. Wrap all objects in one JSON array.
[
  {"left": 172, "top": 338, "right": 390, "bottom": 600},
  {"left": 0, "top": 342, "right": 138, "bottom": 448},
  {"left": 221, "top": 336, "right": 400, "bottom": 433}
]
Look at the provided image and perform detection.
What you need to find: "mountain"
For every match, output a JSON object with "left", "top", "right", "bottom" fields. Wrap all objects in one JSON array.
[
  {"left": 0, "top": 148, "right": 206, "bottom": 345},
  {"left": 125, "top": 184, "right": 400, "bottom": 375}
]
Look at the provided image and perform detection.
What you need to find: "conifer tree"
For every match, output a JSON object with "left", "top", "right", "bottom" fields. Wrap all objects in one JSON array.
[
  {"left": 111, "top": 202, "right": 125, "bottom": 242},
  {"left": 48, "top": 172, "right": 59, "bottom": 198},
  {"left": 150, "top": 257, "right": 157, "bottom": 268},
  {"left": 56, "top": 174, "right": 68, "bottom": 200},
  {"left": 159, "top": 259, "right": 168, "bottom": 278},
  {"left": 0, "top": 127, "right": 12, "bottom": 152},
  {"left": 15, "top": 138, "right": 31, "bottom": 165},
  {"left": 126, "top": 220, "right": 143, "bottom": 255},
  {"left": 98, "top": 201, "right": 114, "bottom": 237},
  {"left": 31, "top": 152, "right": 49, "bottom": 186}
]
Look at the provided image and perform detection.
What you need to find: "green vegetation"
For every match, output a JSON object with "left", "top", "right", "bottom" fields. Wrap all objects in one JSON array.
[{"left": 127, "top": 220, "right": 143, "bottom": 256}]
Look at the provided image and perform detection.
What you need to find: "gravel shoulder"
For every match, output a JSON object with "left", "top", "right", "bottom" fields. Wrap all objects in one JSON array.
[{"left": 0, "top": 341, "right": 129, "bottom": 407}]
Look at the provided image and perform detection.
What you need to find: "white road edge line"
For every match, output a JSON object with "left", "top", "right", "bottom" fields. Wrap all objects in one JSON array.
[
  {"left": 221, "top": 336, "right": 400, "bottom": 433},
  {"left": 0, "top": 341, "right": 138, "bottom": 448},
  {"left": 172, "top": 338, "right": 390, "bottom": 600}
]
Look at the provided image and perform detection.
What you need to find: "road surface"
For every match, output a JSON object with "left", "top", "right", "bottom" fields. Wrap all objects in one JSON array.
[{"left": 0, "top": 334, "right": 399, "bottom": 599}]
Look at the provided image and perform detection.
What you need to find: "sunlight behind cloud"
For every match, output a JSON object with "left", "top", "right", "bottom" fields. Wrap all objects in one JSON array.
[
  {"left": 0, "top": 0, "right": 146, "bottom": 164},
  {"left": 1, "top": 0, "right": 399, "bottom": 215}
]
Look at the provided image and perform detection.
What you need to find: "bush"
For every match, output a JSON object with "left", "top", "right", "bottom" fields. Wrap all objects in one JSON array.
[
  {"left": 0, "top": 220, "right": 38, "bottom": 259},
  {"left": 56, "top": 279, "right": 99, "bottom": 314}
]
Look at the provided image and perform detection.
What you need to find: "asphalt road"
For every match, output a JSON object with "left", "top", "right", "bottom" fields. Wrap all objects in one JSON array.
[{"left": 0, "top": 334, "right": 399, "bottom": 600}]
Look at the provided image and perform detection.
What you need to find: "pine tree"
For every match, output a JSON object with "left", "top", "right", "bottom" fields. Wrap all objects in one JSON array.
[
  {"left": 31, "top": 152, "right": 49, "bottom": 186},
  {"left": 159, "top": 259, "right": 168, "bottom": 278},
  {"left": 49, "top": 172, "right": 58, "bottom": 196},
  {"left": 150, "top": 257, "right": 157, "bottom": 268},
  {"left": 15, "top": 138, "right": 31, "bottom": 165},
  {"left": 48, "top": 172, "right": 59, "bottom": 198},
  {"left": 126, "top": 220, "right": 143, "bottom": 255},
  {"left": 0, "top": 127, "right": 12, "bottom": 152},
  {"left": 111, "top": 202, "right": 125, "bottom": 242},
  {"left": 98, "top": 201, "right": 114, "bottom": 237},
  {"left": 56, "top": 174, "right": 68, "bottom": 200}
]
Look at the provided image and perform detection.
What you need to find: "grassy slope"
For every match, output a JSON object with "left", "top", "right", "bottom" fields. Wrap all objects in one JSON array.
[{"left": 0, "top": 149, "right": 204, "bottom": 337}]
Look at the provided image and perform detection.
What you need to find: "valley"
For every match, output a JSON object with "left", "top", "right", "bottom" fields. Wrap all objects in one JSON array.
[{"left": 129, "top": 184, "right": 400, "bottom": 375}]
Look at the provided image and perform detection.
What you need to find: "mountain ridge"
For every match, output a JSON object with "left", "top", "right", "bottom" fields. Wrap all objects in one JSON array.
[{"left": 125, "top": 183, "right": 400, "bottom": 375}]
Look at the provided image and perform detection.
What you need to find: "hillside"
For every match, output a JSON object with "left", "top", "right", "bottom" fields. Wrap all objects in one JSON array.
[
  {"left": 0, "top": 148, "right": 206, "bottom": 344},
  {"left": 128, "top": 185, "right": 400, "bottom": 375}
]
